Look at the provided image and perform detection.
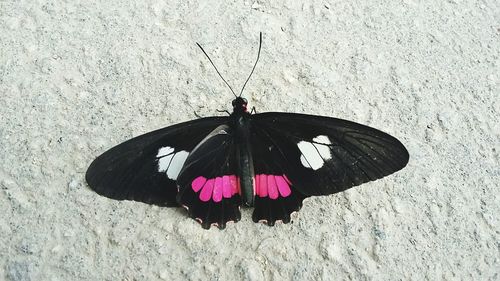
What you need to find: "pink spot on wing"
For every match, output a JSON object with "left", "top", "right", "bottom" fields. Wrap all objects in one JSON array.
[
  {"left": 192, "top": 176, "right": 206, "bottom": 192},
  {"left": 254, "top": 174, "right": 292, "bottom": 199},
  {"left": 230, "top": 175, "right": 239, "bottom": 195},
  {"left": 199, "top": 179, "right": 214, "bottom": 202},
  {"left": 191, "top": 175, "right": 240, "bottom": 202},
  {"left": 258, "top": 174, "right": 268, "bottom": 197},
  {"left": 267, "top": 175, "right": 279, "bottom": 199},
  {"left": 276, "top": 176, "right": 291, "bottom": 197},
  {"left": 213, "top": 177, "right": 223, "bottom": 202},
  {"left": 254, "top": 174, "right": 261, "bottom": 196},
  {"left": 222, "top": 175, "right": 232, "bottom": 198}
]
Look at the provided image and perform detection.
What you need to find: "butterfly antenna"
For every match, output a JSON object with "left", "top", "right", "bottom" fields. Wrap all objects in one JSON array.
[
  {"left": 239, "top": 32, "right": 262, "bottom": 97},
  {"left": 196, "top": 42, "right": 238, "bottom": 98}
]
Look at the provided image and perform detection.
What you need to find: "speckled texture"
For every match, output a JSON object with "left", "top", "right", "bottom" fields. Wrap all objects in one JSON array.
[{"left": 1, "top": 0, "right": 499, "bottom": 280}]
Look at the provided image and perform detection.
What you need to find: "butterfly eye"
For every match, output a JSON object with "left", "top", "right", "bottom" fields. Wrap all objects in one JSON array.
[{"left": 243, "top": 98, "right": 248, "bottom": 104}]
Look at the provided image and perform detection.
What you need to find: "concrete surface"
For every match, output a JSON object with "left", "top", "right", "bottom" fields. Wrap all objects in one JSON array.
[{"left": 1, "top": 0, "right": 499, "bottom": 280}]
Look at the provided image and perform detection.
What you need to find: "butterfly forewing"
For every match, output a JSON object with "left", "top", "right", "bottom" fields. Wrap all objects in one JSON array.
[
  {"left": 85, "top": 117, "right": 227, "bottom": 206},
  {"left": 251, "top": 112, "right": 409, "bottom": 197}
]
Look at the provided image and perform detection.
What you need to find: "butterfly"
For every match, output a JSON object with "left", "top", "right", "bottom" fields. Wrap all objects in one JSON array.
[{"left": 86, "top": 33, "right": 409, "bottom": 229}]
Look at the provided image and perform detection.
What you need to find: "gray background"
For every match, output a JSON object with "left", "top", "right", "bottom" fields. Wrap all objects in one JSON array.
[{"left": 1, "top": 0, "right": 499, "bottom": 280}]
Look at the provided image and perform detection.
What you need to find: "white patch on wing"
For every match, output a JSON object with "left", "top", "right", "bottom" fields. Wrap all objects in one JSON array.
[
  {"left": 166, "top": 151, "right": 189, "bottom": 180},
  {"left": 157, "top": 146, "right": 174, "bottom": 157},
  {"left": 297, "top": 135, "right": 332, "bottom": 170},
  {"left": 313, "top": 135, "right": 332, "bottom": 146},
  {"left": 156, "top": 146, "right": 189, "bottom": 180}
]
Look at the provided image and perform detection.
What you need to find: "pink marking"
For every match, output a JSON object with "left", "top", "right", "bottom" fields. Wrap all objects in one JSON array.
[
  {"left": 230, "top": 175, "right": 239, "bottom": 195},
  {"left": 191, "top": 175, "right": 240, "bottom": 202},
  {"left": 254, "top": 174, "right": 292, "bottom": 199},
  {"left": 267, "top": 175, "right": 279, "bottom": 199},
  {"left": 192, "top": 176, "right": 206, "bottom": 192},
  {"left": 222, "top": 175, "right": 232, "bottom": 198},
  {"left": 199, "top": 178, "right": 214, "bottom": 202},
  {"left": 254, "top": 174, "right": 261, "bottom": 195},
  {"left": 258, "top": 174, "right": 268, "bottom": 197},
  {"left": 275, "top": 176, "right": 292, "bottom": 197},
  {"left": 193, "top": 174, "right": 294, "bottom": 201},
  {"left": 213, "top": 177, "right": 223, "bottom": 202}
]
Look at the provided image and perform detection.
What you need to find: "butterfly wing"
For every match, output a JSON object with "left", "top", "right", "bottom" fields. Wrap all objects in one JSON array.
[
  {"left": 250, "top": 112, "right": 409, "bottom": 224},
  {"left": 176, "top": 124, "right": 242, "bottom": 229},
  {"left": 85, "top": 117, "right": 227, "bottom": 207}
]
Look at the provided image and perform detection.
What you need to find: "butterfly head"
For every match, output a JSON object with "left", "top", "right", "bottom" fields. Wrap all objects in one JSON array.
[{"left": 232, "top": 97, "right": 248, "bottom": 113}]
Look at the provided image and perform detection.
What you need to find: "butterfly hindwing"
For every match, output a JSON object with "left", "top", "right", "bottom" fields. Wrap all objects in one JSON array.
[
  {"left": 176, "top": 124, "right": 242, "bottom": 229},
  {"left": 250, "top": 129, "right": 308, "bottom": 225},
  {"left": 85, "top": 117, "right": 227, "bottom": 206},
  {"left": 251, "top": 112, "right": 409, "bottom": 196}
]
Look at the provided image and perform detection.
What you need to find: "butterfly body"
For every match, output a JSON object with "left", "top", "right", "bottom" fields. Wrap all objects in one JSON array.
[{"left": 229, "top": 97, "right": 259, "bottom": 207}]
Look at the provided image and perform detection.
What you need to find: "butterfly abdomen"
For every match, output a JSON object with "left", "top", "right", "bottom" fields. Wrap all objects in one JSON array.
[{"left": 234, "top": 114, "right": 255, "bottom": 207}]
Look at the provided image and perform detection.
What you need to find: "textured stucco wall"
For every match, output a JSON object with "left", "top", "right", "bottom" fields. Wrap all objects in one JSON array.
[{"left": 1, "top": 1, "right": 499, "bottom": 280}]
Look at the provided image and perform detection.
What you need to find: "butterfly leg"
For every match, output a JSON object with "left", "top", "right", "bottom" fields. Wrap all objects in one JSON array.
[
  {"left": 250, "top": 107, "right": 257, "bottom": 114},
  {"left": 216, "top": 109, "right": 231, "bottom": 115}
]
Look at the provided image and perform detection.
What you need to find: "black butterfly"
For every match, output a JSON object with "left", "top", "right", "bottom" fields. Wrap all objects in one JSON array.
[{"left": 86, "top": 33, "right": 409, "bottom": 229}]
